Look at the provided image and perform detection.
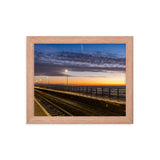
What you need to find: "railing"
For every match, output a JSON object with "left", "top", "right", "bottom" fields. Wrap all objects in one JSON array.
[{"left": 39, "top": 85, "right": 126, "bottom": 100}]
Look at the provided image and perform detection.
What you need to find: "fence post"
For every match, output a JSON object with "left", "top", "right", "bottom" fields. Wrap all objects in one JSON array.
[
  {"left": 102, "top": 88, "right": 104, "bottom": 96},
  {"left": 86, "top": 87, "right": 88, "bottom": 94},
  {"left": 90, "top": 88, "right": 92, "bottom": 96},
  {"left": 108, "top": 88, "right": 111, "bottom": 97},
  {"left": 117, "top": 88, "right": 119, "bottom": 98}
]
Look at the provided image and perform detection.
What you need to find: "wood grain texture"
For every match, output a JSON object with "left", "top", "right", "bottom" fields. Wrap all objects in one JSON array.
[{"left": 26, "top": 36, "right": 133, "bottom": 124}]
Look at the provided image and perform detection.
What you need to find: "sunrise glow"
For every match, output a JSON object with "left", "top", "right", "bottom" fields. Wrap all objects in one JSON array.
[{"left": 34, "top": 44, "right": 126, "bottom": 86}]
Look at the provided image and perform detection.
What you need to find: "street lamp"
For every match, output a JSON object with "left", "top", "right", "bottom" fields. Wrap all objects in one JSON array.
[{"left": 65, "top": 69, "right": 68, "bottom": 90}]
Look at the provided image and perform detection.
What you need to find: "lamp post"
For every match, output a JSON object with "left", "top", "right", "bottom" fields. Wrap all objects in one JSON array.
[
  {"left": 65, "top": 69, "right": 68, "bottom": 90},
  {"left": 46, "top": 76, "right": 49, "bottom": 88}
]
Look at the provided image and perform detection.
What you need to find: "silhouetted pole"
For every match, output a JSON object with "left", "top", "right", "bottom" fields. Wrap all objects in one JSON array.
[
  {"left": 102, "top": 88, "right": 104, "bottom": 96},
  {"left": 117, "top": 88, "right": 119, "bottom": 98},
  {"left": 90, "top": 88, "right": 92, "bottom": 96},
  {"left": 86, "top": 87, "right": 88, "bottom": 94},
  {"left": 46, "top": 76, "right": 49, "bottom": 88},
  {"left": 67, "top": 74, "right": 68, "bottom": 89},
  {"left": 65, "top": 69, "right": 68, "bottom": 90},
  {"left": 109, "top": 88, "right": 111, "bottom": 97}
]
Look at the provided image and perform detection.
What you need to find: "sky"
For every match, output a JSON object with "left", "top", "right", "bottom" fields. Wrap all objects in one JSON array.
[{"left": 34, "top": 44, "right": 126, "bottom": 86}]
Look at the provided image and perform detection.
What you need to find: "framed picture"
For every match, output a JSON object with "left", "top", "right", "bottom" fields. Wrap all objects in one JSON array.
[{"left": 27, "top": 36, "right": 133, "bottom": 124}]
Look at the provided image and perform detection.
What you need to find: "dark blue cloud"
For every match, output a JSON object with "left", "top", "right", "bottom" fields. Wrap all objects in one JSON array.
[{"left": 34, "top": 49, "right": 126, "bottom": 76}]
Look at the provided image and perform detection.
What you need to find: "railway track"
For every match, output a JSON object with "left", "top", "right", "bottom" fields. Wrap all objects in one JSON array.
[
  {"left": 35, "top": 91, "right": 73, "bottom": 116},
  {"left": 35, "top": 89, "right": 99, "bottom": 116},
  {"left": 34, "top": 88, "right": 123, "bottom": 116}
]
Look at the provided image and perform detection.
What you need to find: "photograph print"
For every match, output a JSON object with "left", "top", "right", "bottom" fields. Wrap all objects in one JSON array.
[{"left": 34, "top": 43, "right": 126, "bottom": 116}]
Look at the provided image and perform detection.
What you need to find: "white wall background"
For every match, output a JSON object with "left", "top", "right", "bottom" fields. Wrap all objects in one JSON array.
[{"left": 0, "top": 0, "right": 160, "bottom": 160}]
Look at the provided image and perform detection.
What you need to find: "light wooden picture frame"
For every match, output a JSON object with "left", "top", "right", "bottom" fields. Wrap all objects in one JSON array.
[{"left": 27, "top": 36, "right": 133, "bottom": 124}]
